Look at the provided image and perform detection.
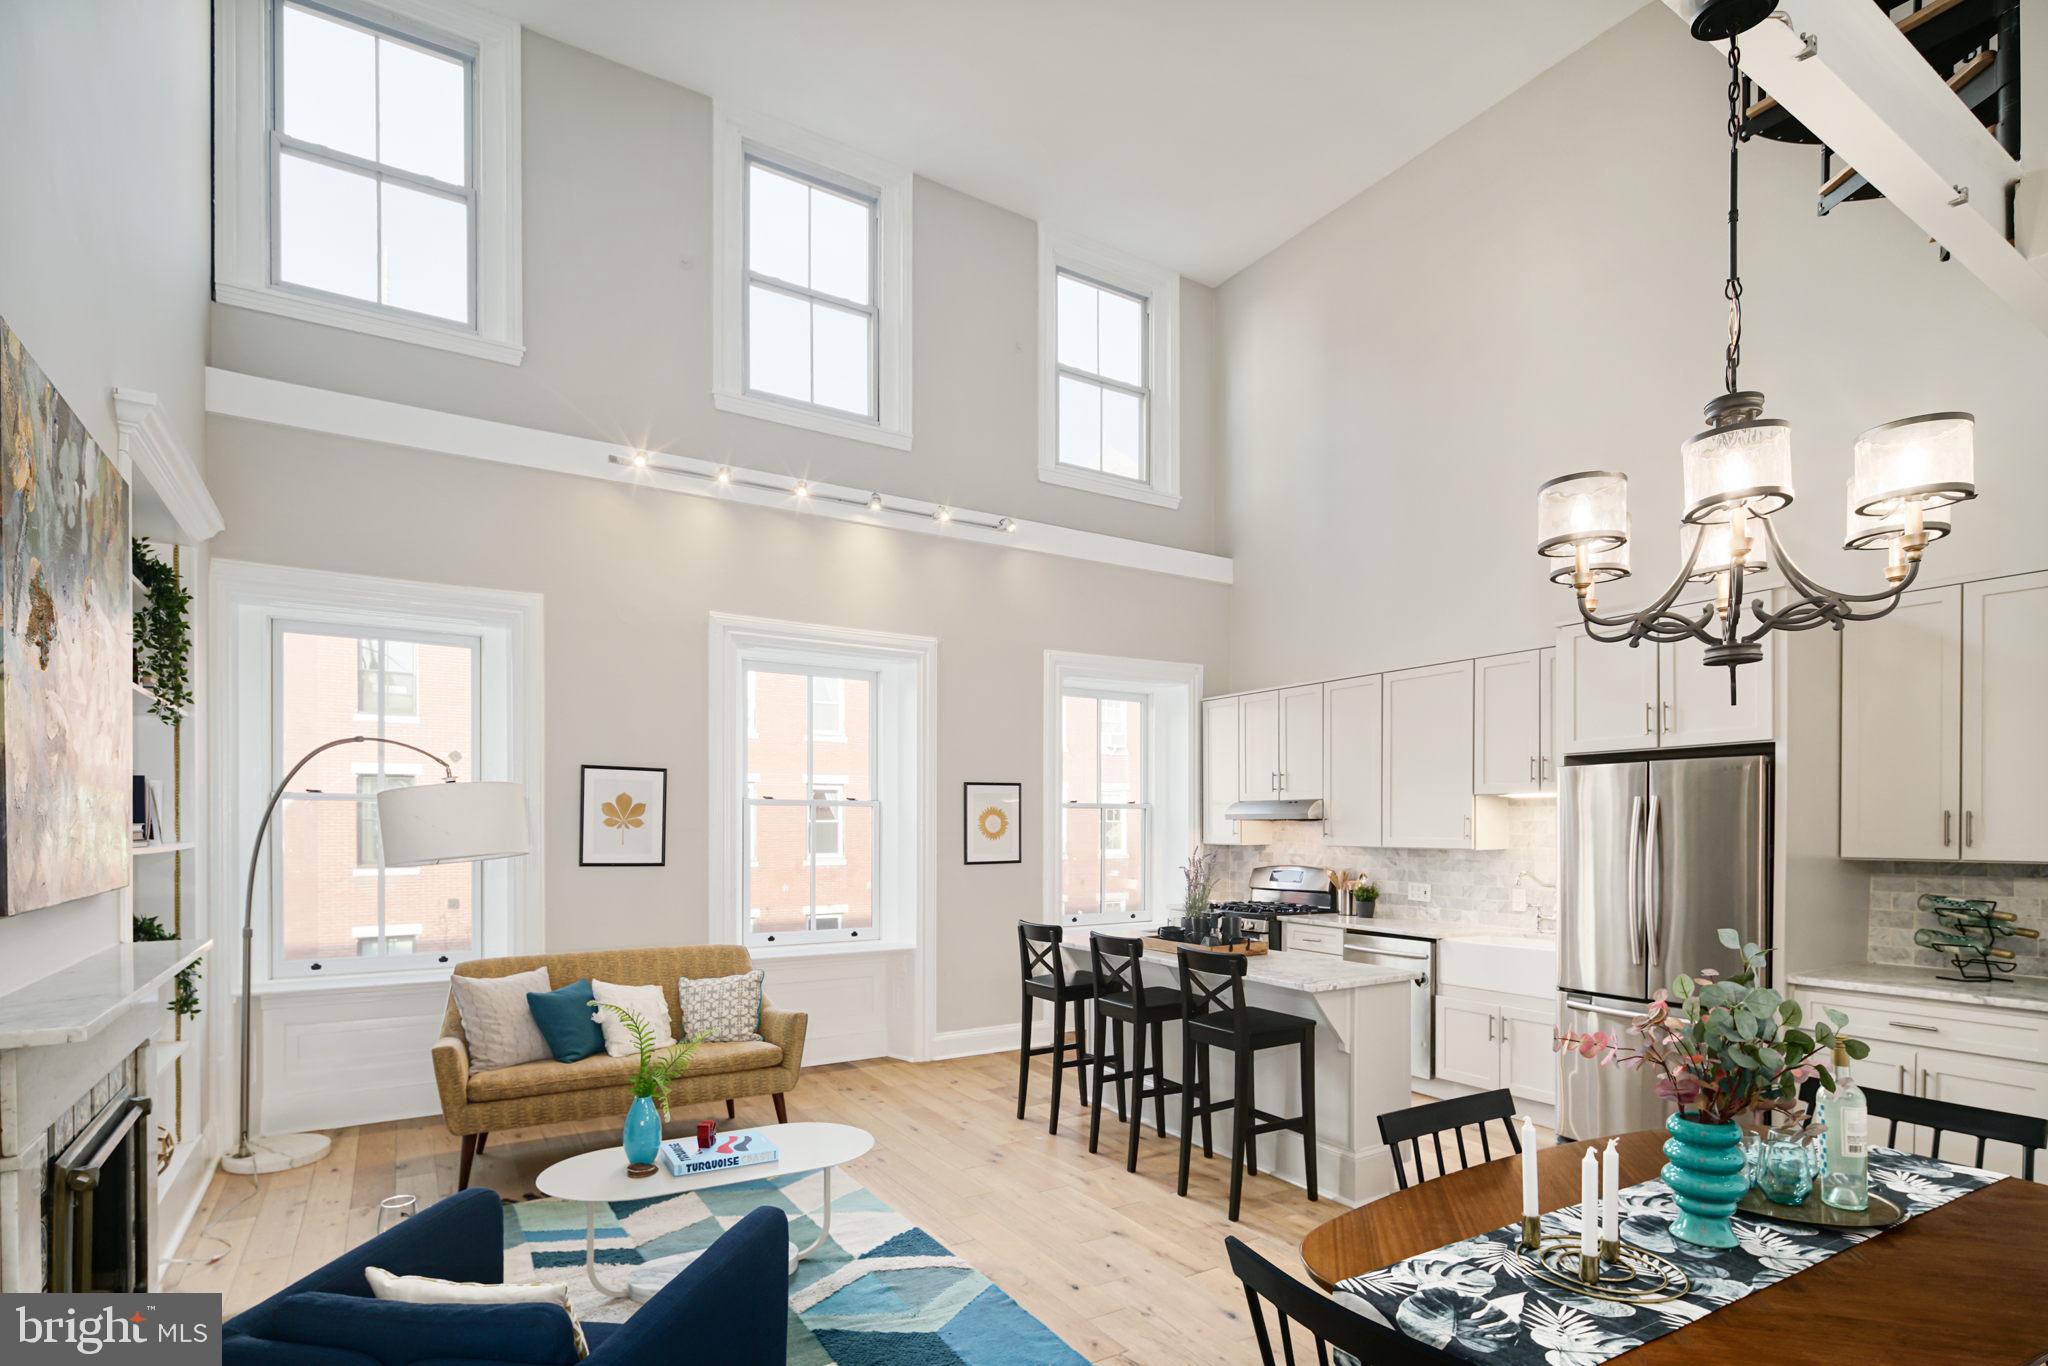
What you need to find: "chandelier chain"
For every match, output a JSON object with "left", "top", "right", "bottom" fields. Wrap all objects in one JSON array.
[{"left": 1723, "top": 39, "right": 1744, "bottom": 394}]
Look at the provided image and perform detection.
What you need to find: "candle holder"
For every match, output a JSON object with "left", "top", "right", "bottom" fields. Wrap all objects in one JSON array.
[
  {"left": 1522, "top": 1234, "right": 1690, "bottom": 1305},
  {"left": 1601, "top": 1236, "right": 1621, "bottom": 1265},
  {"left": 1516, "top": 1216, "right": 1540, "bottom": 1252},
  {"left": 1578, "top": 1251, "right": 1599, "bottom": 1286}
]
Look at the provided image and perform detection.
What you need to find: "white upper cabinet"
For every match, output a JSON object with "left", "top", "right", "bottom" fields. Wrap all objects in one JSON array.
[
  {"left": 1659, "top": 628, "right": 1774, "bottom": 747},
  {"left": 1202, "top": 695, "right": 1242, "bottom": 846},
  {"left": 1239, "top": 690, "right": 1281, "bottom": 800},
  {"left": 1538, "top": 646, "right": 1557, "bottom": 792},
  {"left": 1841, "top": 585, "right": 1962, "bottom": 860},
  {"left": 1474, "top": 650, "right": 1544, "bottom": 795},
  {"left": 1962, "top": 571, "right": 2048, "bottom": 862},
  {"left": 1554, "top": 627, "right": 1658, "bottom": 754},
  {"left": 1383, "top": 660, "right": 1485, "bottom": 849},
  {"left": 1322, "top": 674, "right": 1383, "bottom": 846},
  {"left": 1278, "top": 684, "right": 1325, "bottom": 800}
]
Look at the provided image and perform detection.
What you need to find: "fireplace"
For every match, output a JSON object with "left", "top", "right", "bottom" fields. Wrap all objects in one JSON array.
[{"left": 47, "top": 1089, "right": 151, "bottom": 1293}]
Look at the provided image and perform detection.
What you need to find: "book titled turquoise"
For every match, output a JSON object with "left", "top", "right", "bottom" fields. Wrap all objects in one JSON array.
[{"left": 657, "top": 1127, "right": 780, "bottom": 1177}]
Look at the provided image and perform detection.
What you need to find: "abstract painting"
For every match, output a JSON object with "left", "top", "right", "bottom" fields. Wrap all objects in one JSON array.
[{"left": 2, "top": 316, "right": 132, "bottom": 916}]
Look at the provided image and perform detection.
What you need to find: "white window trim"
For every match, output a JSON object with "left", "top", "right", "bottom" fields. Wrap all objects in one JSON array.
[
  {"left": 712, "top": 105, "right": 914, "bottom": 450},
  {"left": 213, "top": 0, "right": 525, "bottom": 364},
  {"left": 1038, "top": 229, "right": 1181, "bottom": 509},
  {"left": 1042, "top": 651, "right": 1202, "bottom": 928},
  {"left": 211, "top": 559, "right": 545, "bottom": 993}
]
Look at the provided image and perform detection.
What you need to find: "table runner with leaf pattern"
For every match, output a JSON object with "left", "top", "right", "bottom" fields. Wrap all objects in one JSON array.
[{"left": 1334, "top": 1148, "right": 2000, "bottom": 1364}]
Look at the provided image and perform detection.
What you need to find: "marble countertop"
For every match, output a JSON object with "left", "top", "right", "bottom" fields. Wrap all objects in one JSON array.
[
  {"left": 1067, "top": 923, "right": 1415, "bottom": 995},
  {"left": 1287, "top": 913, "right": 1557, "bottom": 945},
  {"left": 1790, "top": 962, "right": 2048, "bottom": 1016},
  {"left": 0, "top": 938, "right": 214, "bottom": 1049}
]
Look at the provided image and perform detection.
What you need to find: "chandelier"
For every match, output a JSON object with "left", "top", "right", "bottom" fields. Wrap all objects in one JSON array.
[{"left": 1535, "top": 14, "right": 1976, "bottom": 702}]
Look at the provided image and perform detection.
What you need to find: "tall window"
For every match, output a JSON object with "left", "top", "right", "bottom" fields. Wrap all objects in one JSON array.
[
  {"left": 274, "top": 625, "right": 480, "bottom": 972},
  {"left": 1055, "top": 271, "right": 1148, "bottom": 482},
  {"left": 744, "top": 158, "right": 877, "bottom": 420},
  {"left": 271, "top": 0, "right": 476, "bottom": 324},
  {"left": 743, "top": 668, "right": 878, "bottom": 943},
  {"left": 1060, "top": 692, "right": 1148, "bottom": 923}
]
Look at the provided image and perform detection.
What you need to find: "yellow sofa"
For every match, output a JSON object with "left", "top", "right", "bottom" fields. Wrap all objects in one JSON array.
[{"left": 431, "top": 946, "right": 808, "bottom": 1187}]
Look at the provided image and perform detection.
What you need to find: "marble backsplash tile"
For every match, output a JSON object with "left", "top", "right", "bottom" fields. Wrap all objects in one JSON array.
[
  {"left": 1208, "top": 801, "right": 1559, "bottom": 934},
  {"left": 1864, "top": 863, "right": 2048, "bottom": 977}
]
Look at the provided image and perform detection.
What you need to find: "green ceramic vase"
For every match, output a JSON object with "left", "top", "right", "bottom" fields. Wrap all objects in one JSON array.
[{"left": 1661, "top": 1114, "right": 1747, "bottom": 1248}]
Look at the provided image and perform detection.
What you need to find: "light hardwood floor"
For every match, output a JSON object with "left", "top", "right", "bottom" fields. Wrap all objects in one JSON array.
[{"left": 171, "top": 1051, "right": 1534, "bottom": 1364}]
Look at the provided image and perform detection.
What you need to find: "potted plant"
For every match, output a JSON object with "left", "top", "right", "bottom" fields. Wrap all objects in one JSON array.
[
  {"left": 1556, "top": 928, "right": 1867, "bottom": 1248},
  {"left": 132, "top": 539, "right": 192, "bottom": 724},
  {"left": 591, "top": 1004, "right": 700, "bottom": 1168},
  {"left": 1181, "top": 845, "right": 1219, "bottom": 919},
  {"left": 132, "top": 914, "right": 201, "bottom": 1020},
  {"left": 1349, "top": 879, "right": 1379, "bottom": 917}
]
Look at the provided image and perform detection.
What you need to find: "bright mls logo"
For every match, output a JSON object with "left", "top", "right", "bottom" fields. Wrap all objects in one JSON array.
[{"left": 3, "top": 1295, "right": 219, "bottom": 1363}]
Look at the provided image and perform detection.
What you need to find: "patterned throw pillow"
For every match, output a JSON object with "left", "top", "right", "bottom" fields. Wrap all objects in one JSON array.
[
  {"left": 678, "top": 969, "right": 765, "bottom": 1043},
  {"left": 590, "top": 979, "right": 677, "bottom": 1058},
  {"left": 449, "top": 966, "right": 553, "bottom": 1073}
]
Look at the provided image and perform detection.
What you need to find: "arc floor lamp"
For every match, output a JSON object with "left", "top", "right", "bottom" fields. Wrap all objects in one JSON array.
[{"left": 222, "top": 736, "right": 530, "bottom": 1176}]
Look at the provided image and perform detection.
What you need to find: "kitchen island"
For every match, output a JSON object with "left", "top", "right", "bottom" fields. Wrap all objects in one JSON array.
[{"left": 1060, "top": 924, "right": 1416, "bottom": 1205}]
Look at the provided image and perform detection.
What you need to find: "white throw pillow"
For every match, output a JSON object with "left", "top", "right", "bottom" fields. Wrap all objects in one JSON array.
[
  {"left": 678, "top": 969, "right": 765, "bottom": 1043},
  {"left": 366, "top": 1266, "right": 588, "bottom": 1359},
  {"left": 449, "top": 966, "right": 553, "bottom": 1073},
  {"left": 590, "top": 979, "right": 677, "bottom": 1058}
]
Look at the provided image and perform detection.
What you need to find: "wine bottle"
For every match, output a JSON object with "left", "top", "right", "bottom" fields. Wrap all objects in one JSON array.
[{"left": 1821, "top": 1040, "right": 1870, "bottom": 1212}]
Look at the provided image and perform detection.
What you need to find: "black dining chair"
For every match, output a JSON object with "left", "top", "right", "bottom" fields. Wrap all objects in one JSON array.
[
  {"left": 1016, "top": 921, "right": 1097, "bottom": 1134},
  {"left": 1087, "top": 932, "right": 1185, "bottom": 1172},
  {"left": 1176, "top": 946, "right": 1318, "bottom": 1222},
  {"left": 1377, "top": 1089, "right": 1522, "bottom": 1190},
  {"left": 1224, "top": 1236, "right": 1453, "bottom": 1366},
  {"left": 1799, "top": 1076, "right": 2048, "bottom": 1180}
]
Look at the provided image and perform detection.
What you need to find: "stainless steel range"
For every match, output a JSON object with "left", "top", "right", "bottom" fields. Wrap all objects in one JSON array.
[{"left": 1210, "top": 864, "right": 1336, "bottom": 950}]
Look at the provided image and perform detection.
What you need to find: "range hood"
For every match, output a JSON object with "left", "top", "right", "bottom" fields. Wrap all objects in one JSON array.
[{"left": 1224, "top": 798, "right": 1325, "bottom": 822}]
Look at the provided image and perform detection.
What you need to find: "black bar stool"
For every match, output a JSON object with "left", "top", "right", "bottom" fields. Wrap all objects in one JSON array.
[
  {"left": 1016, "top": 921, "right": 1096, "bottom": 1134},
  {"left": 1087, "top": 932, "right": 1185, "bottom": 1172},
  {"left": 1175, "top": 946, "right": 1318, "bottom": 1222}
]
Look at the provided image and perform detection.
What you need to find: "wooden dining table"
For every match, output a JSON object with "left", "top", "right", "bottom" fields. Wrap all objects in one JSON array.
[{"left": 1300, "top": 1130, "right": 2048, "bottom": 1365}]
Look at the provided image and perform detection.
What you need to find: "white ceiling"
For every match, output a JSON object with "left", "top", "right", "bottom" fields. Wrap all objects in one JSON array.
[{"left": 472, "top": 0, "right": 1648, "bottom": 287}]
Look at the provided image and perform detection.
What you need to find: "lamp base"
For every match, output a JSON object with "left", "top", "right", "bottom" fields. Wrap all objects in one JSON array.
[{"left": 221, "top": 1131, "right": 332, "bottom": 1175}]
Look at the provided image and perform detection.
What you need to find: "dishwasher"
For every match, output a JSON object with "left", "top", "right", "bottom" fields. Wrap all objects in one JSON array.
[{"left": 1344, "top": 932, "right": 1435, "bottom": 1080}]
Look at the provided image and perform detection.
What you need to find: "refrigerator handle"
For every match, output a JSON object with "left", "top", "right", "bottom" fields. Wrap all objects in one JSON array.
[
  {"left": 1625, "top": 795, "right": 1644, "bottom": 966},
  {"left": 1645, "top": 794, "right": 1663, "bottom": 971}
]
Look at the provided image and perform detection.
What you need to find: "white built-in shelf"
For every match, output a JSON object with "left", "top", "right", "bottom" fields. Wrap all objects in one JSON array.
[
  {"left": 0, "top": 938, "right": 214, "bottom": 1050},
  {"left": 132, "top": 682, "right": 189, "bottom": 718},
  {"left": 151, "top": 1039, "right": 192, "bottom": 1076},
  {"left": 130, "top": 841, "right": 196, "bottom": 858}
]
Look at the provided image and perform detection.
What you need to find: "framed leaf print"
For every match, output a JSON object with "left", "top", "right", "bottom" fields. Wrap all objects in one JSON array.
[
  {"left": 963, "top": 782, "right": 1022, "bottom": 865},
  {"left": 580, "top": 765, "right": 667, "bottom": 866}
]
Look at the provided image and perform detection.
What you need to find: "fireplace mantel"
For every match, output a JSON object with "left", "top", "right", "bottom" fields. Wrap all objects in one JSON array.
[{"left": 0, "top": 939, "right": 211, "bottom": 1050}]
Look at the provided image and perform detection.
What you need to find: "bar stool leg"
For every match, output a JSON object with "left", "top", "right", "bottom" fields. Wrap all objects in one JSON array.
[
  {"left": 1228, "top": 1049, "right": 1251, "bottom": 1222},
  {"left": 1149, "top": 1019, "right": 1169, "bottom": 1137},
  {"left": 1125, "top": 1019, "right": 1148, "bottom": 1173},
  {"left": 1299, "top": 1026, "right": 1319, "bottom": 1203},
  {"left": 1015, "top": 989, "right": 1032, "bottom": 1120},
  {"left": 1048, "top": 996, "right": 1067, "bottom": 1134},
  {"left": 1176, "top": 1033, "right": 1197, "bottom": 1198},
  {"left": 1113, "top": 1019, "right": 1128, "bottom": 1121},
  {"left": 1198, "top": 1046, "right": 1214, "bottom": 1158},
  {"left": 1242, "top": 1057, "right": 1259, "bottom": 1177},
  {"left": 1088, "top": 1010, "right": 1111, "bottom": 1154},
  {"left": 1072, "top": 1001, "right": 1089, "bottom": 1110}
]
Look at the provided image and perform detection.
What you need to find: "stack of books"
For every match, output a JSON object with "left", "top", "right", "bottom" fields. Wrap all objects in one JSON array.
[{"left": 657, "top": 1127, "right": 781, "bottom": 1177}]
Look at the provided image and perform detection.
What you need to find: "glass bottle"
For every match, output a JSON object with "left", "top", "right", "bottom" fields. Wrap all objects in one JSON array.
[{"left": 1821, "top": 1040, "right": 1870, "bottom": 1212}]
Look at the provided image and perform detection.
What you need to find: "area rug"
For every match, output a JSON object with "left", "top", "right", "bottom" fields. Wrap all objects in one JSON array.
[{"left": 502, "top": 1166, "right": 1085, "bottom": 1365}]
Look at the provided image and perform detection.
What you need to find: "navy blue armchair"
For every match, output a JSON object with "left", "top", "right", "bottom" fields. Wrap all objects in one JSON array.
[{"left": 223, "top": 1189, "right": 789, "bottom": 1366}]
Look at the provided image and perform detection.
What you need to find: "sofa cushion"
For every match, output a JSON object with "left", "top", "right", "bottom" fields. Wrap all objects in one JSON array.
[
  {"left": 467, "top": 1041, "right": 783, "bottom": 1103},
  {"left": 450, "top": 967, "right": 552, "bottom": 1073},
  {"left": 526, "top": 979, "right": 606, "bottom": 1063},
  {"left": 678, "top": 969, "right": 765, "bottom": 1043},
  {"left": 366, "top": 1267, "right": 587, "bottom": 1358},
  {"left": 261, "top": 1293, "right": 580, "bottom": 1366},
  {"left": 590, "top": 979, "right": 676, "bottom": 1058}
]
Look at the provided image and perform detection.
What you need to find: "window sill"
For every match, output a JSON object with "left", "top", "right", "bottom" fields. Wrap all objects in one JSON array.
[
  {"left": 1036, "top": 461, "right": 1181, "bottom": 509},
  {"left": 713, "top": 389, "right": 912, "bottom": 451},
  {"left": 745, "top": 940, "right": 913, "bottom": 963},
  {"left": 251, "top": 968, "right": 454, "bottom": 998},
  {"left": 216, "top": 282, "right": 526, "bottom": 366}
]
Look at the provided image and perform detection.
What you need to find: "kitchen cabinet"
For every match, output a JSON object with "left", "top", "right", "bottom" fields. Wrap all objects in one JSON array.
[
  {"left": 1240, "top": 691, "right": 1281, "bottom": 801},
  {"left": 1554, "top": 621, "right": 1773, "bottom": 756},
  {"left": 1235, "top": 684, "right": 1325, "bottom": 801},
  {"left": 1434, "top": 995, "right": 1502, "bottom": 1090},
  {"left": 1501, "top": 1001, "right": 1558, "bottom": 1106},
  {"left": 1841, "top": 586, "right": 1961, "bottom": 860},
  {"left": 1433, "top": 991, "right": 1557, "bottom": 1106},
  {"left": 1962, "top": 571, "right": 2048, "bottom": 862},
  {"left": 1202, "top": 696, "right": 1242, "bottom": 845},
  {"left": 1384, "top": 660, "right": 1506, "bottom": 849},
  {"left": 1474, "top": 650, "right": 1544, "bottom": 795},
  {"left": 1538, "top": 646, "right": 1556, "bottom": 792},
  {"left": 1659, "top": 629, "right": 1774, "bottom": 747},
  {"left": 1283, "top": 921, "right": 1344, "bottom": 957},
  {"left": 1322, "top": 674, "right": 1383, "bottom": 846}
]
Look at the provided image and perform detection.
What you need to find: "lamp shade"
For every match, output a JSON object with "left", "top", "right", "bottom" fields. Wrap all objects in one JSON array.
[
  {"left": 1844, "top": 475, "right": 1951, "bottom": 551},
  {"left": 1550, "top": 521, "right": 1631, "bottom": 585},
  {"left": 1852, "top": 412, "right": 1974, "bottom": 515},
  {"left": 1681, "top": 417, "right": 1793, "bottom": 523},
  {"left": 1536, "top": 471, "right": 1629, "bottom": 558},
  {"left": 1683, "top": 518, "right": 1767, "bottom": 581},
  {"left": 377, "top": 780, "right": 529, "bottom": 865}
]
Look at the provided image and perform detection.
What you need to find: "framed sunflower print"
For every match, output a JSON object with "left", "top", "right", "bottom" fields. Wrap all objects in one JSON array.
[
  {"left": 580, "top": 765, "right": 667, "bottom": 866},
  {"left": 963, "top": 782, "right": 1022, "bottom": 864}
]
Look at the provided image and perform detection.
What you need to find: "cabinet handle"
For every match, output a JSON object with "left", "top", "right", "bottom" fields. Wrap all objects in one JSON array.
[
  {"left": 1943, "top": 810, "right": 1953, "bottom": 847},
  {"left": 1644, "top": 702, "right": 1654, "bottom": 735},
  {"left": 1463, "top": 814, "right": 1472, "bottom": 841},
  {"left": 1529, "top": 755, "right": 1537, "bottom": 781},
  {"left": 1919, "top": 1067, "right": 1929, "bottom": 1098},
  {"left": 1888, "top": 1020, "right": 1940, "bottom": 1033},
  {"left": 1661, "top": 701, "right": 1673, "bottom": 733},
  {"left": 1486, "top": 1015, "right": 1495, "bottom": 1042},
  {"left": 1964, "top": 810, "right": 1975, "bottom": 847}
]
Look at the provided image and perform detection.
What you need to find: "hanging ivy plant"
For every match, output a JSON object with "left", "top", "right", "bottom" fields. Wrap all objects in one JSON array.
[
  {"left": 132, "top": 539, "right": 192, "bottom": 725},
  {"left": 133, "top": 914, "right": 203, "bottom": 1020}
]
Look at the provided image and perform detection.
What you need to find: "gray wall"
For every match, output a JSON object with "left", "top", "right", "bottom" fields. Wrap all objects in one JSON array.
[
  {"left": 205, "top": 419, "right": 1228, "bottom": 1034},
  {"left": 208, "top": 34, "right": 1226, "bottom": 556},
  {"left": 1215, "top": 5, "right": 2048, "bottom": 691},
  {"left": 0, "top": 0, "right": 211, "bottom": 994}
]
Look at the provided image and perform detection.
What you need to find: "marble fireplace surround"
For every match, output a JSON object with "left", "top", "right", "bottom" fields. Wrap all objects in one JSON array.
[{"left": 0, "top": 938, "right": 209, "bottom": 1291}]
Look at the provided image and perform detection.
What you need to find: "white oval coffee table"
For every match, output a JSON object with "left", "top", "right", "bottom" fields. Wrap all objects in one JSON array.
[{"left": 535, "top": 1121, "right": 873, "bottom": 1302}]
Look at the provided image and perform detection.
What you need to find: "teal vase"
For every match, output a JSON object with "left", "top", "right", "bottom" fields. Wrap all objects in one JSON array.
[
  {"left": 1661, "top": 1114, "right": 1747, "bottom": 1248},
  {"left": 623, "top": 1095, "right": 661, "bottom": 1166}
]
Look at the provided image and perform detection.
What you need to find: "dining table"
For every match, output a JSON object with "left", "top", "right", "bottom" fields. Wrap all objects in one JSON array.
[{"left": 1299, "top": 1129, "right": 2048, "bottom": 1365}]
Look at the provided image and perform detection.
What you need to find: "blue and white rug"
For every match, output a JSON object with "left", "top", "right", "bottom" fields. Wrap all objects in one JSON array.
[{"left": 502, "top": 1167, "right": 1085, "bottom": 1365}]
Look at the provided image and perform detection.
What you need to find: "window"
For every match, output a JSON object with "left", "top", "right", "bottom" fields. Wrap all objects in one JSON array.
[
  {"left": 811, "top": 785, "right": 845, "bottom": 860},
  {"left": 358, "top": 639, "right": 419, "bottom": 717},
  {"left": 1038, "top": 230, "right": 1181, "bottom": 508},
  {"left": 215, "top": 0, "right": 524, "bottom": 362},
  {"left": 353, "top": 771, "right": 416, "bottom": 864},
  {"left": 742, "top": 669, "right": 877, "bottom": 941},
  {"left": 1059, "top": 694, "right": 1147, "bottom": 922},
  {"left": 812, "top": 675, "right": 846, "bottom": 739},
  {"left": 713, "top": 108, "right": 913, "bottom": 449}
]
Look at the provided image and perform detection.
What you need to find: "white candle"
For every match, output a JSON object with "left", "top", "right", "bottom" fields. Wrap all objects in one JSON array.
[
  {"left": 1580, "top": 1148, "right": 1599, "bottom": 1260},
  {"left": 1599, "top": 1140, "right": 1619, "bottom": 1242},
  {"left": 1519, "top": 1116, "right": 1539, "bottom": 1221}
]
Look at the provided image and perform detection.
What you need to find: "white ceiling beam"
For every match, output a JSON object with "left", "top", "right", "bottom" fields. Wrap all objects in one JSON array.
[{"left": 1662, "top": 0, "right": 2048, "bottom": 335}]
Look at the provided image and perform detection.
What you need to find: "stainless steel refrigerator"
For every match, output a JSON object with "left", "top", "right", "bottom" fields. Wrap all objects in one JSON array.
[{"left": 1556, "top": 750, "right": 1771, "bottom": 1141}]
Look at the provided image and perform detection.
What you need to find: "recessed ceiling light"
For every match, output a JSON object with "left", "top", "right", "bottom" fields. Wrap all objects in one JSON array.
[
  {"left": 794, "top": 480, "right": 810, "bottom": 498},
  {"left": 867, "top": 492, "right": 884, "bottom": 512},
  {"left": 630, "top": 450, "right": 648, "bottom": 468},
  {"left": 715, "top": 467, "right": 732, "bottom": 484},
  {"left": 934, "top": 506, "right": 951, "bottom": 523}
]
